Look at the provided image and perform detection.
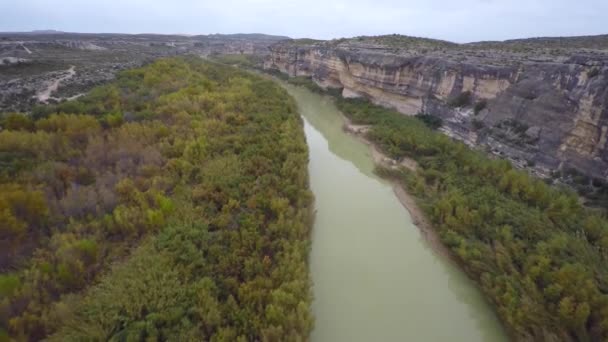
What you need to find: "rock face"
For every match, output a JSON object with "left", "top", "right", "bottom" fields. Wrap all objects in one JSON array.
[{"left": 264, "top": 36, "right": 608, "bottom": 180}]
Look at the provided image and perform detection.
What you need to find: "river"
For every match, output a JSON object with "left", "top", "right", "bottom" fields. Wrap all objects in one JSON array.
[{"left": 281, "top": 83, "right": 508, "bottom": 342}]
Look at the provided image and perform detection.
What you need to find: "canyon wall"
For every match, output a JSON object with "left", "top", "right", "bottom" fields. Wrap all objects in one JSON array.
[{"left": 264, "top": 39, "right": 608, "bottom": 180}]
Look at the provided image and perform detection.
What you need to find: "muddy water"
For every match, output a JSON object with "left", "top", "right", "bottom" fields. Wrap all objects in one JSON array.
[{"left": 283, "top": 83, "right": 508, "bottom": 342}]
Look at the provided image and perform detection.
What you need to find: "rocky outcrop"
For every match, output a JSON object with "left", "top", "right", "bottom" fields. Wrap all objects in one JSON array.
[{"left": 264, "top": 37, "right": 608, "bottom": 180}]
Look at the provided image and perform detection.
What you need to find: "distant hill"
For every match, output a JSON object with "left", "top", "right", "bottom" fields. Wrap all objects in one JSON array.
[
  {"left": 279, "top": 33, "right": 608, "bottom": 50},
  {"left": 0, "top": 31, "right": 290, "bottom": 42},
  {"left": 0, "top": 29, "right": 67, "bottom": 35},
  {"left": 467, "top": 34, "right": 608, "bottom": 50},
  {"left": 200, "top": 33, "right": 290, "bottom": 41},
  {"left": 30, "top": 29, "right": 66, "bottom": 34}
]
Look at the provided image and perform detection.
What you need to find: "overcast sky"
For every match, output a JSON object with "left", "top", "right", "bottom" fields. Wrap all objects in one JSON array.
[{"left": 1, "top": 0, "right": 607, "bottom": 43}]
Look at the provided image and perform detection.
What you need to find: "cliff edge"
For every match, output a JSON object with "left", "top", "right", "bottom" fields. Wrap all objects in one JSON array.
[{"left": 264, "top": 35, "right": 608, "bottom": 183}]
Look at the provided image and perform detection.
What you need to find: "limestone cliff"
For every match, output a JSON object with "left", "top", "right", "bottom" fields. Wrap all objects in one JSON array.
[{"left": 264, "top": 36, "right": 608, "bottom": 180}]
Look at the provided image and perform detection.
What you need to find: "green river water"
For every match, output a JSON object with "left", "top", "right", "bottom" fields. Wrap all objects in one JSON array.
[{"left": 281, "top": 83, "right": 508, "bottom": 342}]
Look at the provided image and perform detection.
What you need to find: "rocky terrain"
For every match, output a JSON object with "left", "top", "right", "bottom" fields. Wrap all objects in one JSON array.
[
  {"left": 264, "top": 34, "right": 608, "bottom": 189},
  {"left": 3, "top": 31, "right": 608, "bottom": 202},
  {"left": 0, "top": 31, "right": 287, "bottom": 112}
]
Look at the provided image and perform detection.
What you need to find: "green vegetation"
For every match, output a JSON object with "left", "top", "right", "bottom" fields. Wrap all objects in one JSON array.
[
  {"left": 474, "top": 99, "right": 487, "bottom": 115},
  {"left": 332, "top": 96, "right": 608, "bottom": 341},
  {"left": 491, "top": 119, "right": 538, "bottom": 147},
  {"left": 470, "top": 35, "right": 608, "bottom": 51},
  {"left": 263, "top": 69, "right": 290, "bottom": 81},
  {"left": 447, "top": 91, "right": 472, "bottom": 108},
  {"left": 283, "top": 76, "right": 342, "bottom": 97},
  {"left": 414, "top": 114, "right": 442, "bottom": 130},
  {"left": 287, "top": 38, "right": 324, "bottom": 46},
  {"left": 334, "top": 34, "right": 456, "bottom": 50},
  {"left": 208, "top": 54, "right": 263, "bottom": 69},
  {"left": 0, "top": 57, "right": 313, "bottom": 341},
  {"left": 472, "top": 118, "right": 485, "bottom": 130},
  {"left": 285, "top": 77, "right": 324, "bottom": 93},
  {"left": 285, "top": 76, "right": 329, "bottom": 94},
  {"left": 588, "top": 68, "right": 601, "bottom": 79},
  {"left": 556, "top": 167, "right": 608, "bottom": 209}
]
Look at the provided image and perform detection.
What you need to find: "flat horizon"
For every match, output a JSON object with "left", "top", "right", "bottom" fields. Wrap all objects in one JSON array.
[
  {"left": 2, "top": 0, "right": 607, "bottom": 43},
  {"left": 3, "top": 29, "right": 608, "bottom": 45}
]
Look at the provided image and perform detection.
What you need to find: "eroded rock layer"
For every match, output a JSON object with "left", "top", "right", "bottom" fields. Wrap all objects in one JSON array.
[{"left": 265, "top": 37, "right": 608, "bottom": 179}]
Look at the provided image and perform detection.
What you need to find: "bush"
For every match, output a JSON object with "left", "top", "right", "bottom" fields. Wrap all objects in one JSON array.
[
  {"left": 472, "top": 119, "right": 484, "bottom": 130},
  {"left": 286, "top": 76, "right": 326, "bottom": 93},
  {"left": 415, "top": 114, "right": 443, "bottom": 129},
  {"left": 473, "top": 99, "right": 487, "bottom": 115},
  {"left": 210, "top": 54, "right": 263, "bottom": 69},
  {"left": 447, "top": 91, "right": 472, "bottom": 108},
  {"left": 0, "top": 274, "right": 20, "bottom": 297},
  {"left": 588, "top": 68, "right": 600, "bottom": 79},
  {"left": 263, "top": 69, "right": 290, "bottom": 81},
  {"left": 0, "top": 113, "right": 34, "bottom": 131}
]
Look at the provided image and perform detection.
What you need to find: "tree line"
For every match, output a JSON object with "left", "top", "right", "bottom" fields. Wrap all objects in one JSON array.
[
  {"left": 336, "top": 96, "right": 608, "bottom": 341},
  {"left": 0, "top": 57, "right": 313, "bottom": 341},
  {"left": 276, "top": 74, "right": 608, "bottom": 341}
]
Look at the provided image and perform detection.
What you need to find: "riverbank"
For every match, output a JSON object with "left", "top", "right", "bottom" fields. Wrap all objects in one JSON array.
[
  {"left": 281, "top": 81, "right": 508, "bottom": 342},
  {"left": 342, "top": 117, "right": 453, "bottom": 260}
]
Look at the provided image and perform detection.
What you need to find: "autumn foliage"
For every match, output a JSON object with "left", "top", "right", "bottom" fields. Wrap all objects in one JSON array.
[
  {"left": 336, "top": 96, "right": 608, "bottom": 342},
  {"left": 0, "top": 57, "right": 313, "bottom": 341}
]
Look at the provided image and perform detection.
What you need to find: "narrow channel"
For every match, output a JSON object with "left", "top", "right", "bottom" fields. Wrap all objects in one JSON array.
[{"left": 281, "top": 83, "right": 508, "bottom": 342}]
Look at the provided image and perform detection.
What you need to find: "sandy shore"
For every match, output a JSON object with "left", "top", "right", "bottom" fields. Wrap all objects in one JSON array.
[{"left": 342, "top": 117, "right": 453, "bottom": 259}]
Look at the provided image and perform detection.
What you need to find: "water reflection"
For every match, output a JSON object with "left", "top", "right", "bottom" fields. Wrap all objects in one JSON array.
[{"left": 285, "top": 84, "right": 377, "bottom": 178}]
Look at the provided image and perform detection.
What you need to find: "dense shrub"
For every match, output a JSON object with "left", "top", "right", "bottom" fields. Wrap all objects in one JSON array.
[
  {"left": 472, "top": 118, "right": 484, "bottom": 130},
  {"left": 415, "top": 113, "right": 443, "bottom": 129},
  {"left": 448, "top": 91, "right": 472, "bottom": 108},
  {"left": 209, "top": 54, "right": 263, "bottom": 69},
  {"left": 0, "top": 57, "right": 313, "bottom": 341},
  {"left": 333, "top": 96, "right": 608, "bottom": 341},
  {"left": 588, "top": 68, "right": 600, "bottom": 79},
  {"left": 0, "top": 113, "right": 34, "bottom": 131},
  {"left": 473, "top": 99, "right": 487, "bottom": 114},
  {"left": 286, "top": 76, "right": 325, "bottom": 93}
]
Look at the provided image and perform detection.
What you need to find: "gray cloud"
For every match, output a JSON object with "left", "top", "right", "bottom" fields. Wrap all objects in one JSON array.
[{"left": 0, "top": 0, "right": 606, "bottom": 42}]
